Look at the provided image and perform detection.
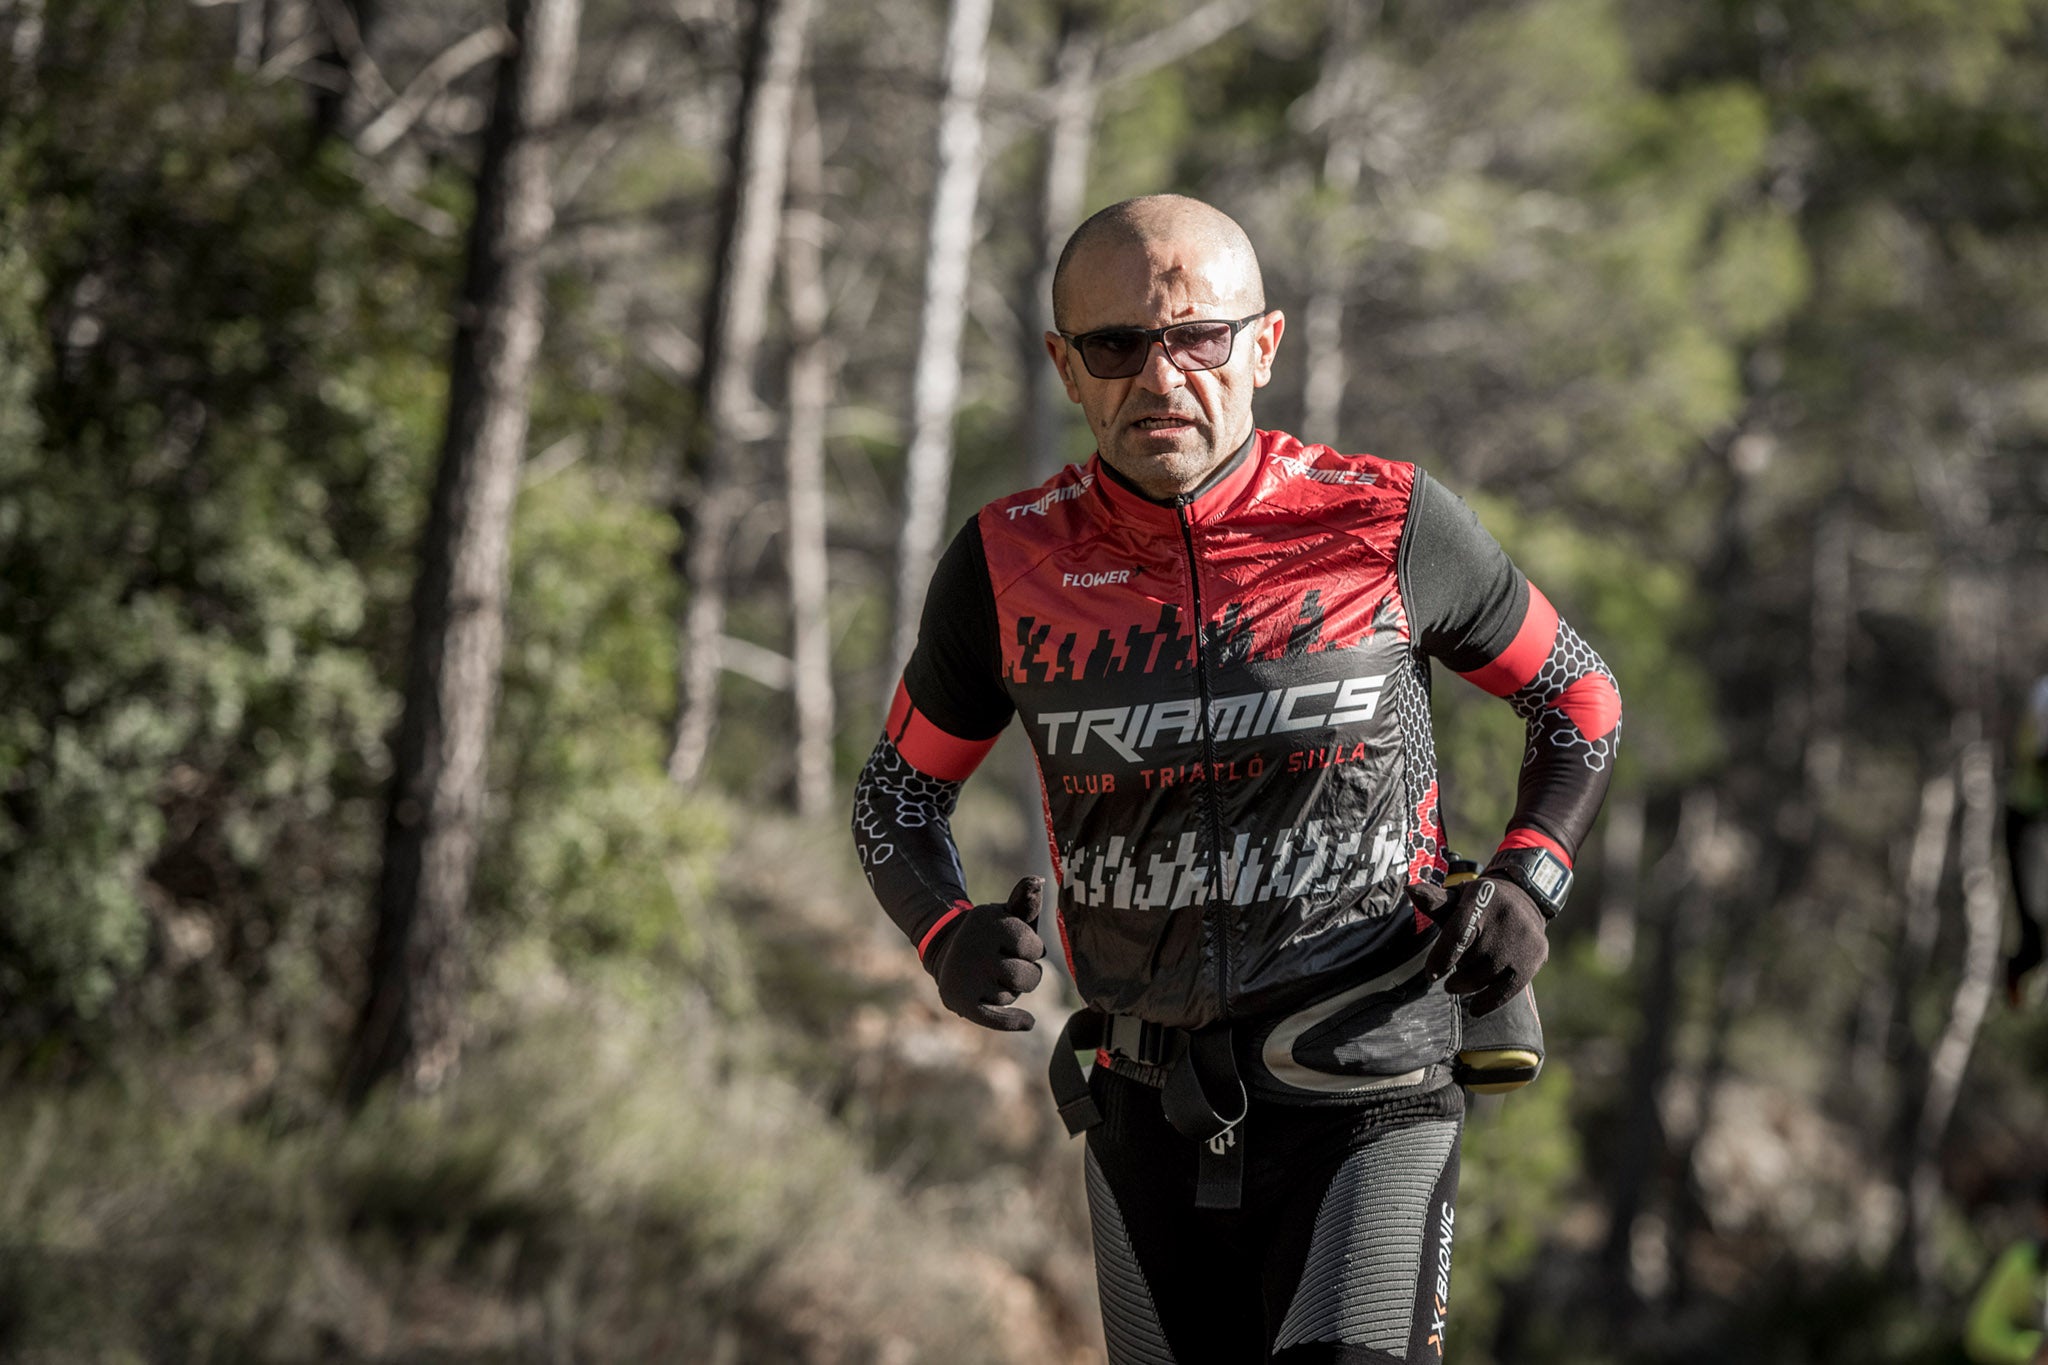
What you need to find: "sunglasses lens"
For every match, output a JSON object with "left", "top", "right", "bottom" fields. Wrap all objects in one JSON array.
[
  {"left": 1080, "top": 331, "right": 1150, "bottom": 378},
  {"left": 1071, "top": 317, "right": 1253, "bottom": 378},
  {"left": 1164, "top": 322, "right": 1236, "bottom": 371}
]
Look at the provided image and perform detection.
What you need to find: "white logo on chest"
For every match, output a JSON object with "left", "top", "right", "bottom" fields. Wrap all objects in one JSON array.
[
  {"left": 1034, "top": 674, "right": 1387, "bottom": 759},
  {"left": 1061, "top": 569, "right": 1132, "bottom": 589}
]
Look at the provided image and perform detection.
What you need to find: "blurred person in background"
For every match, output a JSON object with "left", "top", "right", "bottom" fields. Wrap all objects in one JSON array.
[
  {"left": 852, "top": 194, "right": 1621, "bottom": 1363},
  {"left": 2003, "top": 674, "right": 2048, "bottom": 1007},
  {"left": 1965, "top": 1176, "right": 2048, "bottom": 1365}
]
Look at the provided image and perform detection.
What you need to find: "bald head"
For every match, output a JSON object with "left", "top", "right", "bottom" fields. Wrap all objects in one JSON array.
[
  {"left": 1041, "top": 194, "right": 1284, "bottom": 499},
  {"left": 1051, "top": 195, "right": 1265, "bottom": 332}
]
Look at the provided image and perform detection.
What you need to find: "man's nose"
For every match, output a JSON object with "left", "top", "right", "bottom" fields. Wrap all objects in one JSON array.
[{"left": 1134, "top": 338, "right": 1186, "bottom": 393}]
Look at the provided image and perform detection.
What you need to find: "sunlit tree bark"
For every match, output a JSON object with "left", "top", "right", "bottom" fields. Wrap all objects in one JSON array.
[
  {"left": 1018, "top": 6, "right": 1096, "bottom": 488},
  {"left": 781, "top": 88, "right": 836, "bottom": 818},
  {"left": 888, "top": 0, "right": 992, "bottom": 677},
  {"left": 308, "top": 0, "right": 377, "bottom": 142},
  {"left": 1901, "top": 728, "right": 2000, "bottom": 1275},
  {"left": 1848, "top": 762, "right": 1954, "bottom": 1096},
  {"left": 1299, "top": 0, "right": 1370, "bottom": 446},
  {"left": 345, "top": 0, "right": 581, "bottom": 1104},
  {"left": 669, "top": 0, "right": 814, "bottom": 785}
]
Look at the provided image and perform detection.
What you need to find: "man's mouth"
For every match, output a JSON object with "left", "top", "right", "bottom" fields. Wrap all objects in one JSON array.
[{"left": 1131, "top": 415, "right": 1197, "bottom": 432}]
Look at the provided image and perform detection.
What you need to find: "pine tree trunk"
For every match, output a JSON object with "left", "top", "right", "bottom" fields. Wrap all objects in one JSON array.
[
  {"left": 888, "top": 0, "right": 992, "bottom": 676},
  {"left": 310, "top": 0, "right": 377, "bottom": 143},
  {"left": 1599, "top": 789, "right": 1717, "bottom": 1310},
  {"left": 1300, "top": 0, "right": 1369, "bottom": 445},
  {"left": 1019, "top": 10, "right": 1096, "bottom": 487},
  {"left": 781, "top": 89, "right": 836, "bottom": 819},
  {"left": 237, "top": 0, "right": 271, "bottom": 69},
  {"left": 668, "top": 0, "right": 814, "bottom": 786},
  {"left": 1899, "top": 724, "right": 2002, "bottom": 1287},
  {"left": 1849, "top": 763, "right": 1954, "bottom": 1096},
  {"left": 1804, "top": 504, "right": 1851, "bottom": 797},
  {"left": 1887, "top": 446, "right": 2007, "bottom": 1287},
  {"left": 345, "top": 0, "right": 581, "bottom": 1105},
  {"left": 1595, "top": 790, "right": 1644, "bottom": 968}
]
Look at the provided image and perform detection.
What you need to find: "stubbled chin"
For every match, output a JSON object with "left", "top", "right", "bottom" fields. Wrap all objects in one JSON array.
[{"left": 1107, "top": 435, "right": 1220, "bottom": 492}]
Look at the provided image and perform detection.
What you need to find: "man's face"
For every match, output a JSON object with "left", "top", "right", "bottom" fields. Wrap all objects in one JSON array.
[{"left": 1044, "top": 236, "right": 1284, "bottom": 500}]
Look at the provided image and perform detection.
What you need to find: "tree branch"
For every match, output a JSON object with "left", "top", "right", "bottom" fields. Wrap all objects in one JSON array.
[
  {"left": 357, "top": 25, "right": 517, "bottom": 157},
  {"left": 1099, "top": 0, "right": 1266, "bottom": 85}
]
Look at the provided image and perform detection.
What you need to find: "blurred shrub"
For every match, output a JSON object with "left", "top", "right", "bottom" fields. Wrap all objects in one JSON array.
[
  {"left": 0, "top": 963, "right": 1023, "bottom": 1363},
  {"left": 1454, "top": 1063, "right": 1585, "bottom": 1363},
  {"left": 481, "top": 465, "right": 740, "bottom": 994}
]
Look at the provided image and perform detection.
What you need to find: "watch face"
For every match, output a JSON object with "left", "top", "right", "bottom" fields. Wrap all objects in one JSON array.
[
  {"left": 1528, "top": 854, "right": 1570, "bottom": 902},
  {"left": 1493, "top": 847, "right": 1571, "bottom": 915}
]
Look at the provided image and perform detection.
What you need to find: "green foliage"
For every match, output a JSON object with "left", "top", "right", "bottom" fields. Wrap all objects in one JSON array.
[
  {"left": 1475, "top": 497, "right": 1723, "bottom": 782},
  {"left": 0, "top": 14, "right": 453, "bottom": 1035},
  {"left": 1455, "top": 1069, "right": 1585, "bottom": 1363},
  {"left": 484, "top": 466, "right": 736, "bottom": 983},
  {"left": 1434, "top": 485, "right": 1718, "bottom": 849},
  {"left": 0, "top": 153, "right": 43, "bottom": 458}
]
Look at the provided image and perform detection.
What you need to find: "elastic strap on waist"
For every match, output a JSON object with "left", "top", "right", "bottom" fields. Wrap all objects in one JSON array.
[
  {"left": 1048, "top": 1008, "right": 1105, "bottom": 1136},
  {"left": 1161, "top": 1022, "right": 1248, "bottom": 1210}
]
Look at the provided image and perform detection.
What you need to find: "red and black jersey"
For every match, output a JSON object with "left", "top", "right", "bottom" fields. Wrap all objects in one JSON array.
[{"left": 854, "top": 429, "right": 1621, "bottom": 1031}]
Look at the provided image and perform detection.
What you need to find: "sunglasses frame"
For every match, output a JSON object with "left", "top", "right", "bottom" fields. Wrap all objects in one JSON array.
[{"left": 1059, "top": 311, "right": 1271, "bottom": 380}]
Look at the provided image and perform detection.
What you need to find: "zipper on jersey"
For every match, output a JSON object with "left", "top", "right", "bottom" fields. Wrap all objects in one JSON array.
[{"left": 1174, "top": 501, "right": 1234, "bottom": 1012}]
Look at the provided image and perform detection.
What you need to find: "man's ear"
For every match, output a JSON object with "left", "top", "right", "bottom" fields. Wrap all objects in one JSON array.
[
  {"left": 1250, "top": 311, "right": 1285, "bottom": 389},
  {"left": 1044, "top": 331, "right": 1084, "bottom": 403}
]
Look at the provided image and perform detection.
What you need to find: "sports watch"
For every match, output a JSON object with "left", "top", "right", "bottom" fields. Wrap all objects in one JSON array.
[{"left": 1485, "top": 845, "right": 1573, "bottom": 920}]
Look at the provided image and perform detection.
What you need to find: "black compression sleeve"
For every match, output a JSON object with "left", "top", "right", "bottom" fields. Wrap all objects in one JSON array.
[
  {"left": 1401, "top": 472, "right": 1528, "bottom": 671},
  {"left": 902, "top": 517, "right": 1013, "bottom": 740},
  {"left": 1400, "top": 469, "right": 1621, "bottom": 867},
  {"left": 852, "top": 736, "right": 972, "bottom": 955},
  {"left": 855, "top": 517, "right": 1013, "bottom": 958},
  {"left": 1496, "top": 620, "right": 1621, "bottom": 859}
]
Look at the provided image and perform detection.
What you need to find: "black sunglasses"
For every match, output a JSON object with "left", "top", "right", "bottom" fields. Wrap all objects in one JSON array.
[{"left": 1059, "top": 312, "right": 1269, "bottom": 380}]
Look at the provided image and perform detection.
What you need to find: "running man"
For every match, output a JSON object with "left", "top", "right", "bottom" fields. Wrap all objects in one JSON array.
[{"left": 853, "top": 195, "right": 1621, "bottom": 1363}]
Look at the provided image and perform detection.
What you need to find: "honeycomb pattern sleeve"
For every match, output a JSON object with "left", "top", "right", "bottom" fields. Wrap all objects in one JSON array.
[
  {"left": 853, "top": 732, "right": 976, "bottom": 958},
  {"left": 1401, "top": 471, "right": 1622, "bottom": 869},
  {"left": 854, "top": 519, "right": 1012, "bottom": 958}
]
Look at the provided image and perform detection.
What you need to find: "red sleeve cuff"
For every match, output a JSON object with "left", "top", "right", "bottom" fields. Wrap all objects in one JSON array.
[
  {"left": 1496, "top": 826, "right": 1572, "bottom": 869},
  {"left": 917, "top": 901, "right": 973, "bottom": 961}
]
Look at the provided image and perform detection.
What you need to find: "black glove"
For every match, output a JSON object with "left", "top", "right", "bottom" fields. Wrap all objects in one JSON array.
[
  {"left": 1409, "top": 875, "right": 1549, "bottom": 1017},
  {"left": 924, "top": 876, "right": 1047, "bottom": 1031}
]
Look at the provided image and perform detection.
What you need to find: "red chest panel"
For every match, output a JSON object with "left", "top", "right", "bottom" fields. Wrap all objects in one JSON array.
[{"left": 983, "top": 432, "right": 1412, "bottom": 683}]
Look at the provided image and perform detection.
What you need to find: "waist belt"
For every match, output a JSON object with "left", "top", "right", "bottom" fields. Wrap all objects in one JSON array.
[{"left": 1049, "top": 1007, "right": 1249, "bottom": 1209}]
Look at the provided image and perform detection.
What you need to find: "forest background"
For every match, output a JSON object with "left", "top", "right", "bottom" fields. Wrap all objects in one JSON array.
[{"left": 3, "top": 0, "right": 2047, "bottom": 1360}]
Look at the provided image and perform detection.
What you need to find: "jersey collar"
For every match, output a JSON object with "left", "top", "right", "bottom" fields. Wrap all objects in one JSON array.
[{"left": 1090, "top": 428, "right": 1266, "bottom": 528}]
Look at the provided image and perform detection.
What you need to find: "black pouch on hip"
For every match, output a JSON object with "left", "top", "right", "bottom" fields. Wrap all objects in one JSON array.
[{"left": 1445, "top": 856, "right": 1546, "bottom": 1093}]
